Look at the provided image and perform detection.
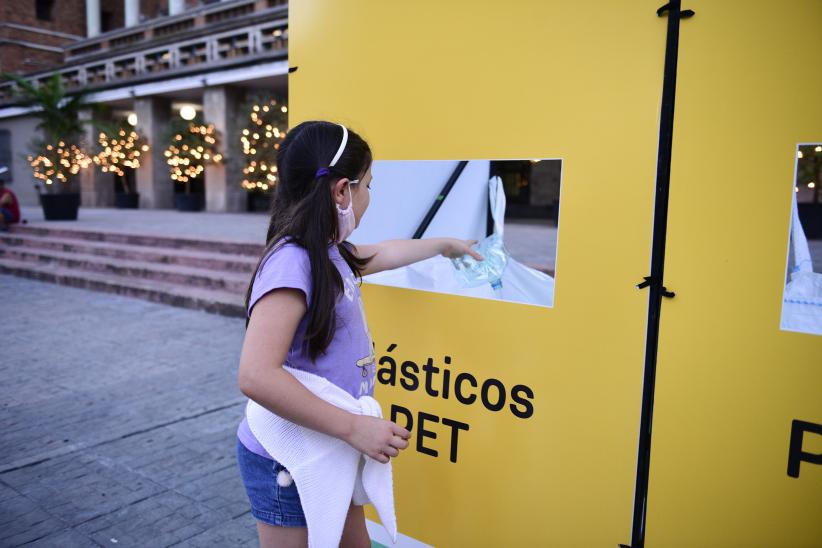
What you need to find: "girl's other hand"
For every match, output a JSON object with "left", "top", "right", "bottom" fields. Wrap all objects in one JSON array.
[
  {"left": 440, "top": 238, "right": 484, "bottom": 261},
  {"left": 346, "top": 415, "right": 411, "bottom": 463}
]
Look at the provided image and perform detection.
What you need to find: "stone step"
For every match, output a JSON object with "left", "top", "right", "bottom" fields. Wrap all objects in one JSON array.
[
  {"left": 0, "top": 246, "right": 252, "bottom": 294},
  {"left": 0, "top": 257, "right": 245, "bottom": 318},
  {"left": 0, "top": 231, "right": 260, "bottom": 274},
  {"left": 9, "top": 224, "right": 263, "bottom": 256}
]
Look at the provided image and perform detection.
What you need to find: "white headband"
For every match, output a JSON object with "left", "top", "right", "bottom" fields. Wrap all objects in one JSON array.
[{"left": 329, "top": 124, "right": 348, "bottom": 167}]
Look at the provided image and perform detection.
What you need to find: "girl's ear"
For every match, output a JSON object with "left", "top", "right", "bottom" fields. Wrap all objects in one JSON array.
[{"left": 332, "top": 178, "right": 350, "bottom": 205}]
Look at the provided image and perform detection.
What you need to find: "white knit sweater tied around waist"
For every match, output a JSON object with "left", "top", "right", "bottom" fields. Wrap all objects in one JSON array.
[{"left": 245, "top": 365, "right": 398, "bottom": 548}]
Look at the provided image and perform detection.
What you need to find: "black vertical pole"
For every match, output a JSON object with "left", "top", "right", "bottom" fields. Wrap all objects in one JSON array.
[
  {"left": 625, "top": 2, "right": 693, "bottom": 547},
  {"left": 412, "top": 161, "right": 469, "bottom": 239}
]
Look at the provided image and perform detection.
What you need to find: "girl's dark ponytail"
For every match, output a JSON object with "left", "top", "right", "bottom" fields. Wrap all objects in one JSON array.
[{"left": 244, "top": 121, "right": 373, "bottom": 363}]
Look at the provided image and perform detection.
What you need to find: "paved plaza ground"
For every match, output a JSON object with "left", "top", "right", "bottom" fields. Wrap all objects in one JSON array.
[{"left": 0, "top": 273, "right": 257, "bottom": 547}]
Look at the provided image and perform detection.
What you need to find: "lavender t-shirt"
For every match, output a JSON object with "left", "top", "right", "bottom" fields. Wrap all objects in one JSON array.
[{"left": 237, "top": 240, "right": 377, "bottom": 459}]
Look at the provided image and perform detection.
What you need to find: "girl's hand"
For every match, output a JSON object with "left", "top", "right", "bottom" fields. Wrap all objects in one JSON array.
[
  {"left": 346, "top": 415, "right": 411, "bottom": 464},
  {"left": 440, "top": 238, "right": 484, "bottom": 261}
]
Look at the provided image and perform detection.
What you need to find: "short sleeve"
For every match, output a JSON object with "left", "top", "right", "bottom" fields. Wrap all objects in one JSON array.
[{"left": 247, "top": 243, "right": 312, "bottom": 318}]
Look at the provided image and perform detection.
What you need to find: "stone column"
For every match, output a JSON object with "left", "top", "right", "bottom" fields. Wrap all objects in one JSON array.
[
  {"left": 86, "top": 0, "right": 101, "bottom": 37},
  {"left": 78, "top": 109, "right": 113, "bottom": 207},
  {"left": 203, "top": 86, "right": 245, "bottom": 212},
  {"left": 124, "top": 0, "right": 140, "bottom": 27},
  {"left": 169, "top": 0, "right": 186, "bottom": 16},
  {"left": 133, "top": 97, "right": 174, "bottom": 209}
]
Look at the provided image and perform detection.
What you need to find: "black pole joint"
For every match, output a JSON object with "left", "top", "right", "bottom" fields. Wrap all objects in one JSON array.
[
  {"left": 657, "top": 3, "right": 695, "bottom": 18},
  {"left": 636, "top": 276, "right": 676, "bottom": 298}
]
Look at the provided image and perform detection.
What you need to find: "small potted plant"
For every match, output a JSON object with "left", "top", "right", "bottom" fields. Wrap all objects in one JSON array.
[
  {"left": 92, "top": 120, "right": 149, "bottom": 209},
  {"left": 2, "top": 73, "right": 93, "bottom": 220},
  {"left": 163, "top": 117, "right": 222, "bottom": 211}
]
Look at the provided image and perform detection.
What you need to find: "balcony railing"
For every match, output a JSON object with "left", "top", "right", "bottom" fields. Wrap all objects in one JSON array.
[{"left": 0, "top": 0, "right": 288, "bottom": 105}]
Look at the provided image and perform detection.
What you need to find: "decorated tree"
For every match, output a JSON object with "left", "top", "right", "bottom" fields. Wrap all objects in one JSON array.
[
  {"left": 238, "top": 94, "right": 288, "bottom": 193},
  {"left": 163, "top": 117, "right": 222, "bottom": 195},
  {"left": 92, "top": 121, "right": 150, "bottom": 194}
]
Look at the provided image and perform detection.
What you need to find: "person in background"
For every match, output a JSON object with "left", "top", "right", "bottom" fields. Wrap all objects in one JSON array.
[{"left": 0, "top": 167, "right": 20, "bottom": 232}]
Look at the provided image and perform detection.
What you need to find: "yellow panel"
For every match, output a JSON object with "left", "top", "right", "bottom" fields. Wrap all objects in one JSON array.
[
  {"left": 647, "top": 1, "right": 822, "bottom": 546},
  {"left": 290, "top": 1, "right": 669, "bottom": 545}
]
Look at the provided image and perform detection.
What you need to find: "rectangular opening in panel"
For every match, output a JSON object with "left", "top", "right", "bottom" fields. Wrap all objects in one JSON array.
[
  {"left": 352, "top": 159, "right": 561, "bottom": 308},
  {"left": 780, "top": 143, "right": 822, "bottom": 335}
]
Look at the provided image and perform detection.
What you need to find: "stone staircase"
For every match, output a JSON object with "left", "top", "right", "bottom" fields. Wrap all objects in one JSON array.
[{"left": 0, "top": 225, "right": 265, "bottom": 318}]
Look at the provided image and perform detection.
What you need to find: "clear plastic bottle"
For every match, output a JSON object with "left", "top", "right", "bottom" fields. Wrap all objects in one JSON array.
[{"left": 451, "top": 232, "right": 509, "bottom": 290}]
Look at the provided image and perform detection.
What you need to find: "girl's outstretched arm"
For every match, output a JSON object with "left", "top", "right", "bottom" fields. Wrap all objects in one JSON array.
[
  {"left": 238, "top": 288, "right": 410, "bottom": 463},
  {"left": 353, "top": 237, "right": 483, "bottom": 276}
]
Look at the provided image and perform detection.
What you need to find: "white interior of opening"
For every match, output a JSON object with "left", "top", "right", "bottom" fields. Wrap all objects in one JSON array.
[
  {"left": 779, "top": 142, "right": 822, "bottom": 336},
  {"left": 350, "top": 159, "right": 561, "bottom": 308}
]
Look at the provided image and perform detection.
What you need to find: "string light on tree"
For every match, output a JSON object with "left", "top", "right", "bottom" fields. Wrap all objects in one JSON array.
[
  {"left": 93, "top": 127, "right": 150, "bottom": 177},
  {"left": 163, "top": 122, "right": 222, "bottom": 193},
  {"left": 239, "top": 96, "right": 288, "bottom": 192},
  {"left": 27, "top": 141, "right": 91, "bottom": 186}
]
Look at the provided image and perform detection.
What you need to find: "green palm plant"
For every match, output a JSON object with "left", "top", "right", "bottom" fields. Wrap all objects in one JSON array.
[{"left": 1, "top": 72, "right": 94, "bottom": 193}]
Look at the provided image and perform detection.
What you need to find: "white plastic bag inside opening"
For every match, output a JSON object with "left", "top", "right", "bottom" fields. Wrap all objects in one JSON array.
[
  {"left": 781, "top": 189, "right": 822, "bottom": 335},
  {"left": 363, "top": 176, "right": 555, "bottom": 307}
]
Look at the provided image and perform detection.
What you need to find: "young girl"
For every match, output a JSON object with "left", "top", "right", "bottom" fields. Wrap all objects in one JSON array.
[{"left": 235, "top": 120, "right": 483, "bottom": 548}]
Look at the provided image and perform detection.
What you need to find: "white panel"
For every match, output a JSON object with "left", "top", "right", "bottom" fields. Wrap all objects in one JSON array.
[{"left": 349, "top": 160, "right": 489, "bottom": 244}]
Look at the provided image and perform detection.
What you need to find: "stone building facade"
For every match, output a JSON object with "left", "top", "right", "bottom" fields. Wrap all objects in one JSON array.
[{"left": 0, "top": 0, "right": 288, "bottom": 212}]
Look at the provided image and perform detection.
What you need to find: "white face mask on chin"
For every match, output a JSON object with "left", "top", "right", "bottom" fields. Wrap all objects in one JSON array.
[{"left": 335, "top": 182, "right": 357, "bottom": 243}]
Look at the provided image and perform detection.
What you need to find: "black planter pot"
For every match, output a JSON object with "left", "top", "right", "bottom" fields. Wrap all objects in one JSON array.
[
  {"left": 175, "top": 193, "right": 205, "bottom": 212},
  {"left": 115, "top": 192, "right": 140, "bottom": 209},
  {"left": 798, "top": 203, "right": 822, "bottom": 240},
  {"left": 247, "top": 191, "right": 273, "bottom": 212},
  {"left": 40, "top": 193, "right": 80, "bottom": 220}
]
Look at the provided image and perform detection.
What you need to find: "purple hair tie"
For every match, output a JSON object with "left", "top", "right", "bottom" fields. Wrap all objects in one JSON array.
[{"left": 315, "top": 167, "right": 330, "bottom": 178}]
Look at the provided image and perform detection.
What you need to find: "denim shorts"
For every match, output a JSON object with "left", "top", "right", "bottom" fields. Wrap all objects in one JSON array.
[{"left": 235, "top": 437, "right": 307, "bottom": 527}]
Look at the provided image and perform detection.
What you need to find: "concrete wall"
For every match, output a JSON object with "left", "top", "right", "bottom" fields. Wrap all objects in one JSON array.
[
  {"left": 203, "top": 86, "right": 246, "bottom": 213},
  {"left": 134, "top": 96, "right": 175, "bottom": 209},
  {"left": 0, "top": 114, "right": 41, "bottom": 207}
]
